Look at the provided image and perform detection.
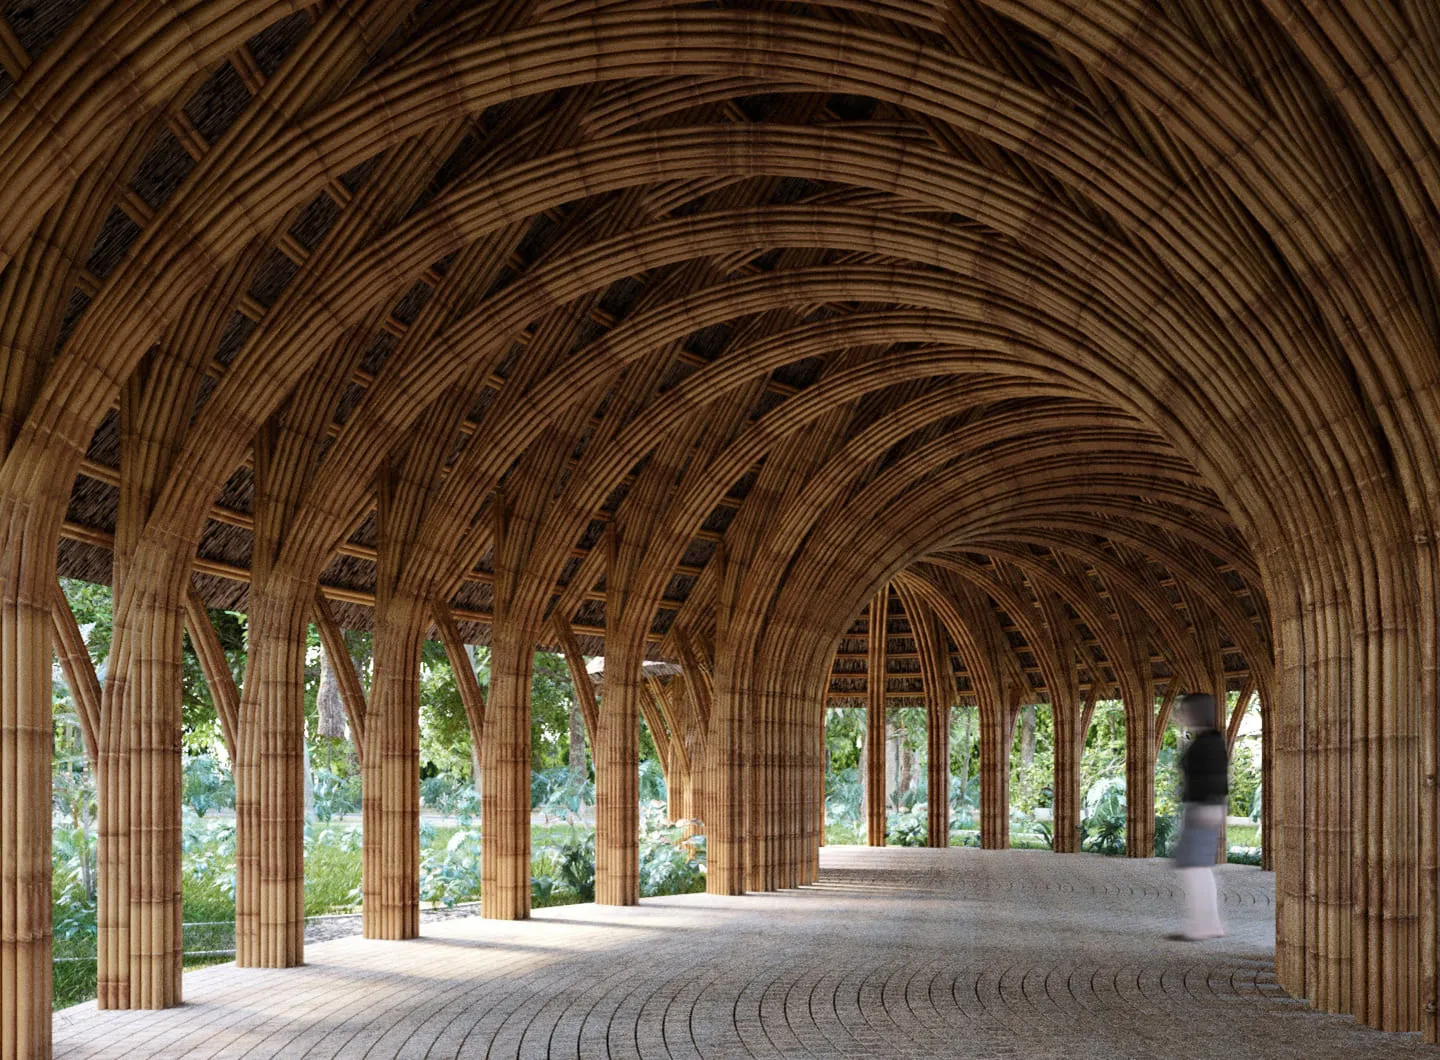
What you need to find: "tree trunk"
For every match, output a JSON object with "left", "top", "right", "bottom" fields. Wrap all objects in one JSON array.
[
  {"left": 955, "top": 709, "right": 973, "bottom": 806},
  {"left": 316, "top": 649, "right": 346, "bottom": 740},
  {"left": 569, "top": 699, "right": 588, "bottom": 799},
  {"left": 1020, "top": 705, "right": 1035, "bottom": 767},
  {"left": 303, "top": 735, "right": 316, "bottom": 822}
]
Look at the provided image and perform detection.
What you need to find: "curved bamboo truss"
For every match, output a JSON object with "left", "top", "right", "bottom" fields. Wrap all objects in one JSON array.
[{"left": 0, "top": 0, "right": 1437, "bottom": 1054}]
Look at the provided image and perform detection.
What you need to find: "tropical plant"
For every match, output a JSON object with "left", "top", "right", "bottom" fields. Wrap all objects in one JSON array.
[
  {"left": 1081, "top": 776, "right": 1128, "bottom": 855},
  {"left": 182, "top": 753, "right": 235, "bottom": 816},
  {"left": 312, "top": 765, "right": 362, "bottom": 821},
  {"left": 421, "top": 772, "right": 480, "bottom": 817},
  {"left": 419, "top": 824, "right": 483, "bottom": 907},
  {"left": 638, "top": 802, "right": 705, "bottom": 896},
  {"left": 886, "top": 804, "right": 928, "bottom": 847},
  {"left": 555, "top": 830, "right": 596, "bottom": 901}
]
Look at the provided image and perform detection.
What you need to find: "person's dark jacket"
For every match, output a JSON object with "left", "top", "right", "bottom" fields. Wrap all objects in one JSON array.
[{"left": 1180, "top": 728, "right": 1229, "bottom": 804}]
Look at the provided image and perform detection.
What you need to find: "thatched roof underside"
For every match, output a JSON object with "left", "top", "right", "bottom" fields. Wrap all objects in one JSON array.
[{"left": 11, "top": 0, "right": 1354, "bottom": 700}]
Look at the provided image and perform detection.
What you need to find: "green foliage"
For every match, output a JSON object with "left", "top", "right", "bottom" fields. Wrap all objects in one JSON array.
[
  {"left": 886, "top": 805, "right": 928, "bottom": 847},
  {"left": 312, "top": 765, "right": 362, "bottom": 821},
  {"left": 825, "top": 707, "right": 864, "bottom": 773},
  {"left": 1009, "top": 704, "right": 1054, "bottom": 816},
  {"left": 305, "top": 823, "right": 364, "bottom": 914},
  {"left": 531, "top": 651, "right": 578, "bottom": 773},
  {"left": 1228, "top": 738, "right": 1261, "bottom": 816},
  {"left": 182, "top": 754, "right": 235, "bottom": 817},
  {"left": 420, "top": 823, "right": 483, "bottom": 907},
  {"left": 1081, "top": 776, "right": 1128, "bottom": 856},
  {"left": 532, "top": 765, "right": 594, "bottom": 818},
  {"left": 419, "top": 639, "right": 481, "bottom": 780},
  {"left": 824, "top": 764, "right": 862, "bottom": 840},
  {"left": 638, "top": 802, "right": 706, "bottom": 896},
  {"left": 639, "top": 752, "right": 667, "bottom": 804},
  {"left": 420, "top": 773, "right": 481, "bottom": 817},
  {"left": 554, "top": 830, "right": 597, "bottom": 901}
]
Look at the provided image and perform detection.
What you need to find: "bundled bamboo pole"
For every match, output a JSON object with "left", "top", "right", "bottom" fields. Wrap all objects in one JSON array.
[
  {"left": 481, "top": 615, "right": 534, "bottom": 921},
  {"left": 893, "top": 584, "right": 951, "bottom": 848},
  {"left": 1, "top": 541, "right": 55, "bottom": 1057},
  {"left": 864, "top": 589, "right": 888, "bottom": 847}
]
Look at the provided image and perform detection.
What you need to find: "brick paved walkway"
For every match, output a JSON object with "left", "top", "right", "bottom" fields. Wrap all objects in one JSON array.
[{"left": 53, "top": 847, "right": 1433, "bottom": 1058}]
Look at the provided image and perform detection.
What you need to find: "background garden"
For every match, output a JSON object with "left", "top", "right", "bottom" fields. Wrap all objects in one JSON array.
[
  {"left": 50, "top": 579, "right": 702, "bottom": 1009},
  {"left": 821, "top": 697, "right": 1263, "bottom": 857},
  {"left": 50, "top": 578, "right": 1261, "bottom": 1010}
]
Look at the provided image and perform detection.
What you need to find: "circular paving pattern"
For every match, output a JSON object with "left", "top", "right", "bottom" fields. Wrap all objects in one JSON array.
[{"left": 54, "top": 847, "right": 1433, "bottom": 1058}]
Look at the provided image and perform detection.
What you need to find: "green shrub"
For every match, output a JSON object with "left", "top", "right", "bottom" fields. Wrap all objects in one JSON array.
[
  {"left": 419, "top": 824, "right": 483, "bottom": 907},
  {"left": 182, "top": 754, "right": 234, "bottom": 816},
  {"left": 638, "top": 802, "right": 705, "bottom": 896},
  {"left": 555, "top": 830, "right": 596, "bottom": 901},
  {"left": 312, "top": 766, "right": 362, "bottom": 821},
  {"left": 886, "top": 805, "right": 928, "bottom": 847},
  {"left": 305, "top": 823, "right": 363, "bottom": 914},
  {"left": 421, "top": 774, "right": 481, "bottom": 817}
]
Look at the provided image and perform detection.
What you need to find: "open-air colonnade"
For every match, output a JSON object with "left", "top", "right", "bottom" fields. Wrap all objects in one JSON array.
[{"left": 0, "top": 0, "right": 1437, "bottom": 1055}]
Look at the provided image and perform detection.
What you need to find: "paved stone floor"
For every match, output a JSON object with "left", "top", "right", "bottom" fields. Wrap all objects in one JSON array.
[{"left": 54, "top": 847, "right": 1434, "bottom": 1058}]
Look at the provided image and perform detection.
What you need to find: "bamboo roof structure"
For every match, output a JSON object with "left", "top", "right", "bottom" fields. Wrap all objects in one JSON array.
[{"left": 2, "top": 0, "right": 1439, "bottom": 1053}]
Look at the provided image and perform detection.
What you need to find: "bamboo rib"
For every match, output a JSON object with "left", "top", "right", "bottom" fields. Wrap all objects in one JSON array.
[{"left": 182, "top": 588, "right": 239, "bottom": 761}]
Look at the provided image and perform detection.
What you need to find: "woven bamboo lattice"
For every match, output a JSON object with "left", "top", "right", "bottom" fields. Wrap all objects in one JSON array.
[{"left": 1, "top": 0, "right": 1438, "bottom": 1055}]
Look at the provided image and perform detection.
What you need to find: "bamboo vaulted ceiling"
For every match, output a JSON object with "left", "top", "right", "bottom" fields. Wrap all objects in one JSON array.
[{"left": 10, "top": 0, "right": 1431, "bottom": 695}]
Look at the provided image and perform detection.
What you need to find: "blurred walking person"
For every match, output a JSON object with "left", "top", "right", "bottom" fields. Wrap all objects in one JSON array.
[{"left": 1169, "top": 692, "right": 1228, "bottom": 940}]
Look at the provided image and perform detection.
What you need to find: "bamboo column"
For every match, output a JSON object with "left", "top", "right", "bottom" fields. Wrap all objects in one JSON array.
[
  {"left": 899, "top": 586, "right": 950, "bottom": 848},
  {"left": 1110, "top": 591, "right": 1156, "bottom": 859},
  {"left": 234, "top": 575, "right": 310, "bottom": 968},
  {"left": 1051, "top": 688, "right": 1092, "bottom": 855},
  {"left": 362, "top": 598, "right": 425, "bottom": 939},
  {"left": 98, "top": 585, "right": 188, "bottom": 1009},
  {"left": 865, "top": 588, "right": 888, "bottom": 846},
  {"left": 594, "top": 649, "right": 641, "bottom": 906},
  {"left": 706, "top": 578, "right": 747, "bottom": 895},
  {"left": 803, "top": 693, "right": 824, "bottom": 884},
  {"left": 0, "top": 528, "right": 54, "bottom": 1057},
  {"left": 978, "top": 694, "right": 1013, "bottom": 850},
  {"left": 482, "top": 618, "right": 535, "bottom": 919},
  {"left": 1123, "top": 690, "right": 1157, "bottom": 858}
]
